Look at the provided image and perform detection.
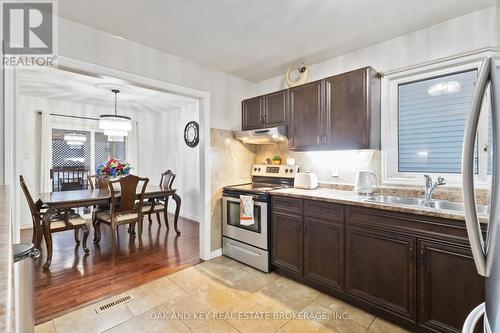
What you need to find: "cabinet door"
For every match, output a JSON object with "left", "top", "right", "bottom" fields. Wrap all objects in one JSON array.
[
  {"left": 324, "top": 68, "right": 368, "bottom": 149},
  {"left": 418, "top": 240, "right": 485, "bottom": 333},
  {"left": 271, "top": 212, "right": 303, "bottom": 274},
  {"left": 303, "top": 217, "right": 344, "bottom": 291},
  {"left": 242, "top": 97, "right": 263, "bottom": 130},
  {"left": 264, "top": 90, "right": 287, "bottom": 127},
  {"left": 346, "top": 226, "right": 417, "bottom": 321},
  {"left": 289, "top": 81, "right": 323, "bottom": 150}
]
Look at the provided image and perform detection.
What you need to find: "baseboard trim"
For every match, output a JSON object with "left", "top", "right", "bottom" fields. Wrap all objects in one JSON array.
[
  {"left": 210, "top": 248, "right": 222, "bottom": 259},
  {"left": 168, "top": 209, "right": 200, "bottom": 223}
]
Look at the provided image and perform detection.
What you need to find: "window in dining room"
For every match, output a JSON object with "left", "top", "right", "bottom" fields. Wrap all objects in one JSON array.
[
  {"left": 51, "top": 129, "right": 92, "bottom": 191},
  {"left": 94, "top": 132, "right": 126, "bottom": 166},
  {"left": 51, "top": 129, "right": 127, "bottom": 192}
]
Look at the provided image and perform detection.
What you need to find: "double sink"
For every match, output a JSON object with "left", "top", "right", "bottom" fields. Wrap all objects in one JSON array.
[{"left": 363, "top": 195, "right": 490, "bottom": 215}]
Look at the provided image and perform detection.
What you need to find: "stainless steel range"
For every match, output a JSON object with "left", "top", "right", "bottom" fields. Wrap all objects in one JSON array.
[{"left": 222, "top": 164, "right": 298, "bottom": 272}]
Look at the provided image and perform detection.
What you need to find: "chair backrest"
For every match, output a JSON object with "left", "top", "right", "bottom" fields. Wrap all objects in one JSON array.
[
  {"left": 87, "top": 175, "right": 109, "bottom": 190},
  {"left": 160, "top": 170, "right": 176, "bottom": 189},
  {"left": 108, "top": 175, "right": 149, "bottom": 214},
  {"left": 19, "top": 176, "right": 41, "bottom": 227}
]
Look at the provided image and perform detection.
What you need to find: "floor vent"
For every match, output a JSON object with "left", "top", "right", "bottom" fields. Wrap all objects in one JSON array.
[{"left": 95, "top": 295, "right": 133, "bottom": 314}]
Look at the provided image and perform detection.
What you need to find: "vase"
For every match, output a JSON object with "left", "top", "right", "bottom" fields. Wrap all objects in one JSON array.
[{"left": 100, "top": 175, "right": 123, "bottom": 192}]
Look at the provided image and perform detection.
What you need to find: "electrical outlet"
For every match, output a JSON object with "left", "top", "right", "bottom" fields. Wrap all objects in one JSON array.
[{"left": 332, "top": 169, "right": 340, "bottom": 177}]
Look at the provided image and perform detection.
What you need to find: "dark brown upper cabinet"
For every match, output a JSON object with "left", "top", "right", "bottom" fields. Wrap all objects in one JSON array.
[
  {"left": 242, "top": 96, "right": 263, "bottom": 130},
  {"left": 242, "top": 90, "right": 288, "bottom": 130},
  {"left": 242, "top": 66, "right": 381, "bottom": 150},
  {"left": 324, "top": 67, "right": 381, "bottom": 149},
  {"left": 264, "top": 90, "right": 288, "bottom": 127},
  {"left": 288, "top": 80, "right": 324, "bottom": 150}
]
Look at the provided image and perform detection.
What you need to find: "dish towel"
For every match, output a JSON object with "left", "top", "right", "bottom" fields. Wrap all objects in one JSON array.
[{"left": 240, "top": 195, "right": 255, "bottom": 226}]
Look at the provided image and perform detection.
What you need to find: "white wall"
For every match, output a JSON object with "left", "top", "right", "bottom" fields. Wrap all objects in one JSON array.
[
  {"left": 256, "top": 6, "right": 499, "bottom": 94},
  {"left": 161, "top": 102, "right": 200, "bottom": 221},
  {"left": 57, "top": 17, "right": 257, "bottom": 131},
  {"left": 252, "top": 6, "right": 500, "bottom": 184},
  {"left": 15, "top": 95, "right": 200, "bottom": 228}
]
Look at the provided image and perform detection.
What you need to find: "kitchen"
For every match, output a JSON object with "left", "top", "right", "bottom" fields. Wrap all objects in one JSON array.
[{"left": 1, "top": 1, "right": 499, "bottom": 333}]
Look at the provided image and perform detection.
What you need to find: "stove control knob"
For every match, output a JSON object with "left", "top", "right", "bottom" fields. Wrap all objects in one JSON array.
[
  {"left": 254, "top": 168, "right": 257, "bottom": 171},
  {"left": 290, "top": 169, "right": 294, "bottom": 173},
  {"left": 285, "top": 169, "right": 289, "bottom": 173},
  {"left": 258, "top": 168, "right": 261, "bottom": 172}
]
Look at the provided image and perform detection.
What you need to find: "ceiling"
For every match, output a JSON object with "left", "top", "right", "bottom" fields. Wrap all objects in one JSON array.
[
  {"left": 17, "top": 67, "right": 196, "bottom": 112},
  {"left": 57, "top": 0, "right": 496, "bottom": 82}
]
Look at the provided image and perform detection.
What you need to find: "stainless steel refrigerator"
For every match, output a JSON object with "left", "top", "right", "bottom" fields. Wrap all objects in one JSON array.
[{"left": 462, "top": 57, "right": 500, "bottom": 333}]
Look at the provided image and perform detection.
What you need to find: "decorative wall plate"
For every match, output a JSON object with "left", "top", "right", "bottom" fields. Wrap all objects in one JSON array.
[{"left": 184, "top": 121, "right": 199, "bottom": 148}]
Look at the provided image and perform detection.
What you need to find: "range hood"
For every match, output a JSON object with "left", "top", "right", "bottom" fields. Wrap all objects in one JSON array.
[{"left": 234, "top": 125, "right": 288, "bottom": 144}]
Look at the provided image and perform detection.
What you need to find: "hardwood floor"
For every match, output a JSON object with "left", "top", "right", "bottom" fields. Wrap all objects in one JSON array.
[{"left": 20, "top": 214, "right": 200, "bottom": 325}]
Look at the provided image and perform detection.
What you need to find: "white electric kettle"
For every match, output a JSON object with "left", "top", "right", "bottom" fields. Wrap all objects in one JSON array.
[{"left": 354, "top": 170, "right": 378, "bottom": 194}]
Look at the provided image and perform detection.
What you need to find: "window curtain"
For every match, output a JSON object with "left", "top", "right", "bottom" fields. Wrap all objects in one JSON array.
[{"left": 39, "top": 111, "right": 52, "bottom": 192}]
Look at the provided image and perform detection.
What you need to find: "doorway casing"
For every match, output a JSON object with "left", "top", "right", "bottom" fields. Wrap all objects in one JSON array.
[{"left": 4, "top": 56, "right": 213, "bottom": 261}]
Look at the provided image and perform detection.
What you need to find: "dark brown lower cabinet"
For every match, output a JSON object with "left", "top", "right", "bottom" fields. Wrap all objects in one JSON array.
[
  {"left": 346, "top": 226, "right": 416, "bottom": 321},
  {"left": 271, "top": 212, "right": 302, "bottom": 274},
  {"left": 303, "top": 217, "right": 344, "bottom": 290},
  {"left": 270, "top": 196, "right": 484, "bottom": 333},
  {"left": 418, "top": 240, "right": 485, "bottom": 333}
]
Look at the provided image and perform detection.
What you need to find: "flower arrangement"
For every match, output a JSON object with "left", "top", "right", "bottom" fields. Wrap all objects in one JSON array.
[{"left": 96, "top": 159, "right": 132, "bottom": 177}]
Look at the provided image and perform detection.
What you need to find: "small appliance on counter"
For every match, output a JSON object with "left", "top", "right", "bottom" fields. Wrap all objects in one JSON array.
[
  {"left": 294, "top": 172, "right": 319, "bottom": 190},
  {"left": 354, "top": 170, "right": 378, "bottom": 194}
]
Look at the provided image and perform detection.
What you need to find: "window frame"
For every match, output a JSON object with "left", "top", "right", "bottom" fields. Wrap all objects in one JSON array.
[
  {"left": 48, "top": 115, "right": 135, "bottom": 175},
  {"left": 381, "top": 55, "right": 492, "bottom": 187}
]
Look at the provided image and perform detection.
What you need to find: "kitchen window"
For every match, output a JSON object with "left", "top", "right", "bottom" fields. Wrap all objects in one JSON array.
[{"left": 383, "top": 57, "right": 493, "bottom": 186}]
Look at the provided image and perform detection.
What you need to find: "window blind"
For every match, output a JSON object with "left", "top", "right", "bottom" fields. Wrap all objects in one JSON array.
[{"left": 398, "top": 70, "right": 478, "bottom": 173}]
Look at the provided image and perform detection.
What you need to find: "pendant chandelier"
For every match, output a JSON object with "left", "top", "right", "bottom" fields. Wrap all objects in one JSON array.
[
  {"left": 99, "top": 89, "right": 132, "bottom": 141},
  {"left": 64, "top": 132, "right": 86, "bottom": 148}
]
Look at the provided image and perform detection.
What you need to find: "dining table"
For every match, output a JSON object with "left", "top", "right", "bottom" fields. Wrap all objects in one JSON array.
[{"left": 38, "top": 185, "right": 181, "bottom": 270}]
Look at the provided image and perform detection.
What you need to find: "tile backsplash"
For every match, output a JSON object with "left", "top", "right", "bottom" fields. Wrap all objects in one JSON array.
[{"left": 254, "top": 143, "right": 380, "bottom": 184}]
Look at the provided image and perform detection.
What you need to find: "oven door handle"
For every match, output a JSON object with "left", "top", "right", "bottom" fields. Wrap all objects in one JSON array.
[
  {"left": 223, "top": 196, "right": 268, "bottom": 206},
  {"left": 227, "top": 241, "right": 262, "bottom": 257}
]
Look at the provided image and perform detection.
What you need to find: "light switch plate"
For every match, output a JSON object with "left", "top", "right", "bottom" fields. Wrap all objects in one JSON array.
[{"left": 332, "top": 169, "right": 340, "bottom": 177}]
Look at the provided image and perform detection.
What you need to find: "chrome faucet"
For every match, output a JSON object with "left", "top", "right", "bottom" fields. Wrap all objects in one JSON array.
[{"left": 424, "top": 175, "right": 446, "bottom": 201}]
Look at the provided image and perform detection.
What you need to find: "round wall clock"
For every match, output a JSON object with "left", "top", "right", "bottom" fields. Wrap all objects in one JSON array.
[{"left": 184, "top": 121, "right": 199, "bottom": 148}]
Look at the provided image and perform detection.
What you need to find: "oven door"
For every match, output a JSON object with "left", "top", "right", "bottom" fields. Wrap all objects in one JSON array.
[{"left": 222, "top": 196, "right": 268, "bottom": 250}]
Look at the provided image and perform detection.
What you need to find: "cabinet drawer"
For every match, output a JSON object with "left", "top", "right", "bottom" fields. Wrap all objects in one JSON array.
[
  {"left": 272, "top": 196, "right": 302, "bottom": 215},
  {"left": 304, "top": 200, "right": 344, "bottom": 222}
]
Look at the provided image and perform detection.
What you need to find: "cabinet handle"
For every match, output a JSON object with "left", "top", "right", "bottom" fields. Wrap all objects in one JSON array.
[
  {"left": 303, "top": 223, "right": 307, "bottom": 234},
  {"left": 262, "top": 114, "right": 267, "bottom": 124},
  {"left": 419, "top": 247, "right": 425, "bottom": 265},
  {"left": 297, "top": 221, "right": 301, "bottom": 233}
]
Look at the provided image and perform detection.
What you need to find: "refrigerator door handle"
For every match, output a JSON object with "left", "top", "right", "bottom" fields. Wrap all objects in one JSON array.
[
  {"left": 462, "top": 57, "right": 491, "bottom": 277},
  {"left": 486, "top": 58, "right": 500, "bottom": 276},
  {"left": 462, "top": 302, "right": 485, "bottom": 333}
]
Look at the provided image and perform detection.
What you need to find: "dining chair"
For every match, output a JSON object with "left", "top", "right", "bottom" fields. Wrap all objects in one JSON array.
[
  {"left": 143, "top": 170, "right": 176, "bottom": 228},
  {"left": 87, "top": 174, "right": 111, "bottom": 240},
  {"left": 94, "top": 175, "right": 149, "bottom": 244},
  {"left": 87, "top": 175, "right": 109, "bottom": 190},
  {"left": 19, "top": 175, "right": 90, "bottom": 252}
]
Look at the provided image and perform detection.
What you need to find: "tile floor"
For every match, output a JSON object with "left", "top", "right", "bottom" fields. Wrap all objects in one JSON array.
[{"left": 35, "top": 256, "right": 411, "bottom": 333}]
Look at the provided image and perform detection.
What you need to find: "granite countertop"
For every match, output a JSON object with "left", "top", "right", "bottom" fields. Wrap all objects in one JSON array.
[
  {"left": 0, "top": 186, "right": 14, "bottom": 333},
  {"left": 270, "top": 187, "right": 489, "bottom": 223}
]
